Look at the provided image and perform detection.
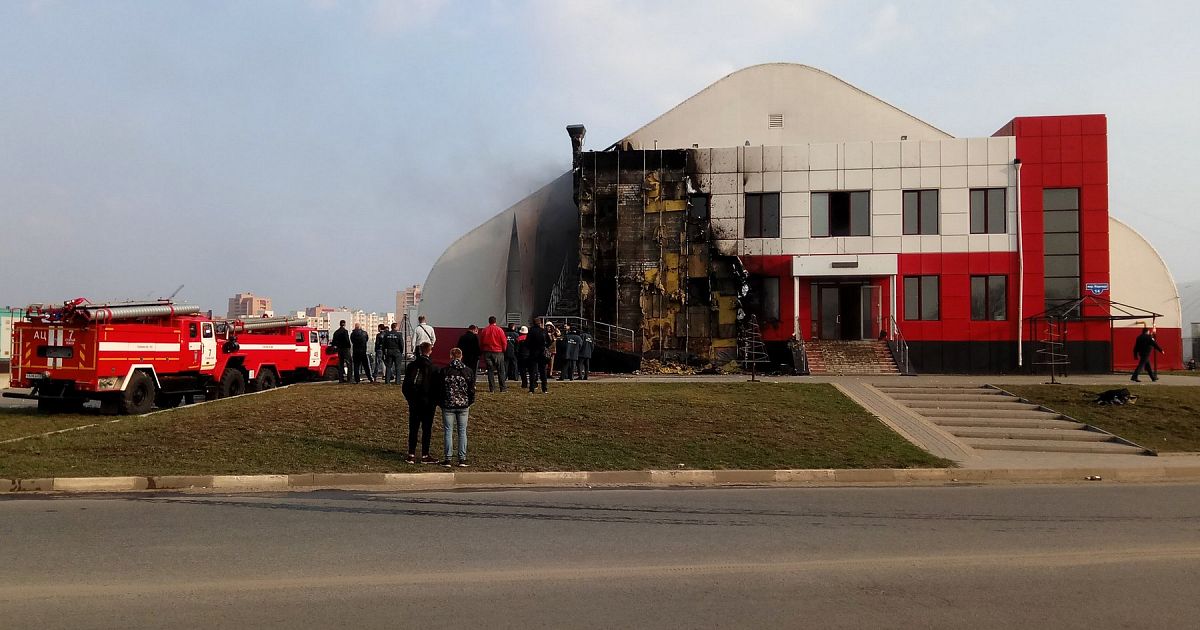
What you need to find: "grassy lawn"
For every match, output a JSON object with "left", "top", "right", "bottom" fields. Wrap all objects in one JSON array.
[
  {"left": 1001, "top": 384, "right": 1200, "bottom": 452},
  {"left": 0, "top": 407, "right": 110, "bottom": 442},
  {"left": 0, "top": 382, "right": 948, "bottom": 478}
]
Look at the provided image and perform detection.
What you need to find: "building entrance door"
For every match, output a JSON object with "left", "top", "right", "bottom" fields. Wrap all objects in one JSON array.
[{"left": 816, "top": 283, "right": 865, "bottom": 340}]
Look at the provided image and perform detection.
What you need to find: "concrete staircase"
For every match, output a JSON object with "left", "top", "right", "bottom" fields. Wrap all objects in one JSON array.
[
  {"left": 806, "top": 340, "right": 899, "bottom": 375},
  {"left": 874, "top": 384, "right": 1151, "bottom": 455}
]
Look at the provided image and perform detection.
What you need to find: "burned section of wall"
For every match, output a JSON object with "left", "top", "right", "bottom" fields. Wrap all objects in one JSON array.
[{"left": 576, "top": 148, "right": 743, "bottom": 362}]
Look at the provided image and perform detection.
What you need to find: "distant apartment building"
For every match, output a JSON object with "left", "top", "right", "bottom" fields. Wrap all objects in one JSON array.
[
  {"left": 227, "top": 292, "right": 273, "bottom": 319},
  {"left": 301, "top": 304, "right": 394, "bottom": 334},
  {"left": 396, "top": 284, "right": 422, "bottom": 313}
]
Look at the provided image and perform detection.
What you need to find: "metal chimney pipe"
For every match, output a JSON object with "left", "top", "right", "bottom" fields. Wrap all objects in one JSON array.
[{"left": 567, "top": 124, "right": 586, "bottom": 170}]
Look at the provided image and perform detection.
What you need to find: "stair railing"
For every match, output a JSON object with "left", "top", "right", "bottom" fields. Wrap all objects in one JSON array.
[
  {"left": 788, "top": 335, "right": 810, "bottom": 376},
  {"left": 546, "top": 315, "right": 636, "bottom": 353},
  {"left": 887, "top": 315, "right": 914, "bottom": 376}
]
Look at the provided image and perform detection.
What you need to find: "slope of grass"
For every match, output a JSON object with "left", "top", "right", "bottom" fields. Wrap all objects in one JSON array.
[
  {"left": 0, "top": 382, "right": 948, "bottom": 477},
  {"left": 1001, "top": 384, "right": 1200, "bottom": 452}
]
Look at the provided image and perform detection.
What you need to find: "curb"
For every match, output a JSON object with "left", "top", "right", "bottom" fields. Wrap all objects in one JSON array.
[{"left": 4, "top": 466, "right": 1200, "bottom": 494}]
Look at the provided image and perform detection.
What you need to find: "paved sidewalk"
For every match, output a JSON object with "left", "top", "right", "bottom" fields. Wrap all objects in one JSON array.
[
  {"left": 833, "top": 381, "right": 974, "bottom": 462},
  {"left": 593, "top": 373, "right": 1199, "bottom": 386}
]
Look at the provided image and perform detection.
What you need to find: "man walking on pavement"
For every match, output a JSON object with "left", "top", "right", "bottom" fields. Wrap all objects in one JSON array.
[
  {"left": 402, "top": 341, "right": 439, "bottom": 464},
  {"left": 438, "top": 347, "right": 475, "bottom": 467},
  {"left": 559, "top": 324, "right": 582, "bottom": 381},
  {"left": 382, "top": 322, "right": 404, "bottom": 384},
  {"left": 350, "top": 323, "right": 374, "bottom": 383},
  {"left": 412, "top": 315, "right": 436, "bottom": 352},
  {"left": 1132, "top": 327, "right": 1165, "bottom": 382},
  {"left": 373, "top": 324, "right": 387, "bottom": 380},
  {"left": 331, "top": 320, "right": 352, "bottom": 383},
  {"left": 578, "top": 328, "right": 594, "bottom": 380},
  {"left": 479, "top": 315, "right": 509, "bottom": 393}
]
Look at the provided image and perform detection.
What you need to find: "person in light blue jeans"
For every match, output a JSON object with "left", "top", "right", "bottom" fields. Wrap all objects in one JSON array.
[
  {"left": 442, "top": 407, "right": 468, "bottom": 466},
  {"left": 437, "top": 347, "right": 476, "bottom": 467}
]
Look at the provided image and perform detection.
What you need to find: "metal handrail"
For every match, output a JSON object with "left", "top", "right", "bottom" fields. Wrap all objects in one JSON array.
[
  {"left": 789, "top": 335, "right": 810, "bottom": 376},
  {"left": 544, "top": 315, "right": 636, "bottom": 353},
  {"left": 887, "top": 315, "right": 914, "bottom": 375}
]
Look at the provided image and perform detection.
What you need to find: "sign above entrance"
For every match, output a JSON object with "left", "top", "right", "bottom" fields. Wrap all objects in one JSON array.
[
  {"left": 1085, "top": 282, "right": 1109, "bottom": 296},
  {"left": 792, "top": 254, "right": 898, "bottom": 277}
]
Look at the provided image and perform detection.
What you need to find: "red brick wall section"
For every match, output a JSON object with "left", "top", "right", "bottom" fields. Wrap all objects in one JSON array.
[{"left": 996, "top": 114, "right": 1113, "bottom": 347}]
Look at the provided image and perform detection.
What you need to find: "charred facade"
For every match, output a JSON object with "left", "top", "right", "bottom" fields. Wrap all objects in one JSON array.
[{"left": 574, "top": 149, "right": 749, "bottom": 363}]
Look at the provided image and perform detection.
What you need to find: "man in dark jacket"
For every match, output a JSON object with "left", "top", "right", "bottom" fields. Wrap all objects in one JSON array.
[
  {"left": 515, "top": 326, "right": 529, "bottom": 388},
  {"left": 331, "top": 320, "right": 352, "bottom": 383},
  {"left": 438, "top": 347, "right": 476, "bottom": 467},
  {"left": 1132, "top": 327, "right": 1165, "bottom": 382},
  {"left": 504, "top": 323, "right": 520, "bottom": 382},
  {"left": 373, "top": 324, "right": 387, "bottom": 380},
  {"left": 578, "top": 329, "right": 594, "bottom": 380},
  {"left": 456, "top": 325, "right": 481, "bottom": 376},
  {"left": 382, "top": 322, "right": 404, "bottom": 384},
  {"left": 402, "top": 342, "right": 439, "bottom": 463},
  {"left": 524, "top": 318, "right": 550, "bottom": 394},
  {"left": 559, "top": 325, "right": 582, "bottom": 381},
  {"left": 350, "top": 323, "right": 373, "bottom": 383}
]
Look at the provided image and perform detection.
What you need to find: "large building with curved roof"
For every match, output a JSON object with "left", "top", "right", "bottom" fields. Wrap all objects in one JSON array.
[{"left": 422, "top": 63, "right": 1183, "bottom": 373}]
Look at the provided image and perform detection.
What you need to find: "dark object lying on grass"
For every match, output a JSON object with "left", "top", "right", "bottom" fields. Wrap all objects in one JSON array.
[{"left": 1094, "top": 388, "right": 1138, "bottom": 406}]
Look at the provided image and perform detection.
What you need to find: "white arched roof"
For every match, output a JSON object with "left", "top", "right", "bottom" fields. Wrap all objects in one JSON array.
[
  {"left": 1109, "top": 216, "right": 1181, "bottom": 328},
  {"left": 622, "top": 63, "right": 951, "bottom": 149}
]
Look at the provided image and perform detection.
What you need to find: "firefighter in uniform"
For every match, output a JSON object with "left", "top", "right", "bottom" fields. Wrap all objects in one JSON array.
[{"left": 383, "top": 322, "right": 404, "bottom": 384}]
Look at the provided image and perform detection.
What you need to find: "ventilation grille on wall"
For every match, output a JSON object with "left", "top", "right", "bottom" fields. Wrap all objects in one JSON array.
[{"left": 768, "top": 113, "right": 784, "bottom": 128}]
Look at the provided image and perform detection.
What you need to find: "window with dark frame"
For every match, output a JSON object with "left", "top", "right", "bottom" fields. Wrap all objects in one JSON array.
[
  {"left": 970, "top": 188, "right": 1006, "bottom": 234},
  {"left": 811, "top": 191, "right": 870, "bottom": 237},
  {"left": 903, "top": 190, "right": 939, "bottom": 235},
  {"left": 1043, "top": 188, "right": 1081, "bottom": 312},
  {"left": 971, "top": 275, "right": 1007, "bottom": 321},
  {"left": 747, "top": 276, "right": 781, "bottom": 323},
  {"left": 903, "top": 275, "right": 940, "bottom": 321},
  {"left": 744, "top": 192, "right": 780, "bottom": 238}
]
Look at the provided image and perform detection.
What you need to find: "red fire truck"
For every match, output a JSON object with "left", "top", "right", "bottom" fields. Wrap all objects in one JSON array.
[{"left": 4, "top": 299, "right": 339, "bottom": 414}]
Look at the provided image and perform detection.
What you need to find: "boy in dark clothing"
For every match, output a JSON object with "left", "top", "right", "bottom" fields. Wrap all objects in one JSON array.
[
  {"left": 331, "top": 320, "right": 352, "bottom": 383},
  {"left": 438, "top": 347, "right": 476, "bottom": 467},
  {"left": 402, "top": 342, "right": 439, "bottom": 463},
  {"left": 1131, "top": 328, "right": 1165, "bottom": 382},
  {"left": 456, "top": 325, "right": 481, "bottom": 375}
]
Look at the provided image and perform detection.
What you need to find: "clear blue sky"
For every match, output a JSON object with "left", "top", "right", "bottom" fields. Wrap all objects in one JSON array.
[{"left": 1, "top": 0, "right": 1197, "bottom": 314}]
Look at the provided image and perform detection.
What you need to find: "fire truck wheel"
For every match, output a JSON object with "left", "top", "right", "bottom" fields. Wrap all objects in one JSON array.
[
  {"left": 255, "top": 368, "right": 278, "bottom": 391},
  {"left": 219, "top": 368, "right": 246, "bottom": 398},
  {"left": 322, "top": 365, "right": 340, "bottom": 381},
  {"left": 119, "top": 372, "right": 156, "bottom": 415},
  {"left": 155, "top": 393, "right": 184, "bottom": 409}
]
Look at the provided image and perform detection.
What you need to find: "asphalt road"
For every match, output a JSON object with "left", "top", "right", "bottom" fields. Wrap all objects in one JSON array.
[{"left": 2, "top": 484, "right": 1199, "bottom": 629}]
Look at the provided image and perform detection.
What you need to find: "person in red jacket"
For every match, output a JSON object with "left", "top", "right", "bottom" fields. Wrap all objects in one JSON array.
[{"left": 479, "top": 315, "right": 509, "bottom": 393}]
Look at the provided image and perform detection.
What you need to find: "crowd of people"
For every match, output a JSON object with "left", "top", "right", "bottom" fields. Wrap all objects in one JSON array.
[{"left": 329, "top": 314, "right": 595, "bottom": 467}]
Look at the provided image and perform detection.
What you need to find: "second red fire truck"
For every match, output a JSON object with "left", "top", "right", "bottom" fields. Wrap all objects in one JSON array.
[{"left": 5, "top": 299, "right": 340, "bottom": 414}]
